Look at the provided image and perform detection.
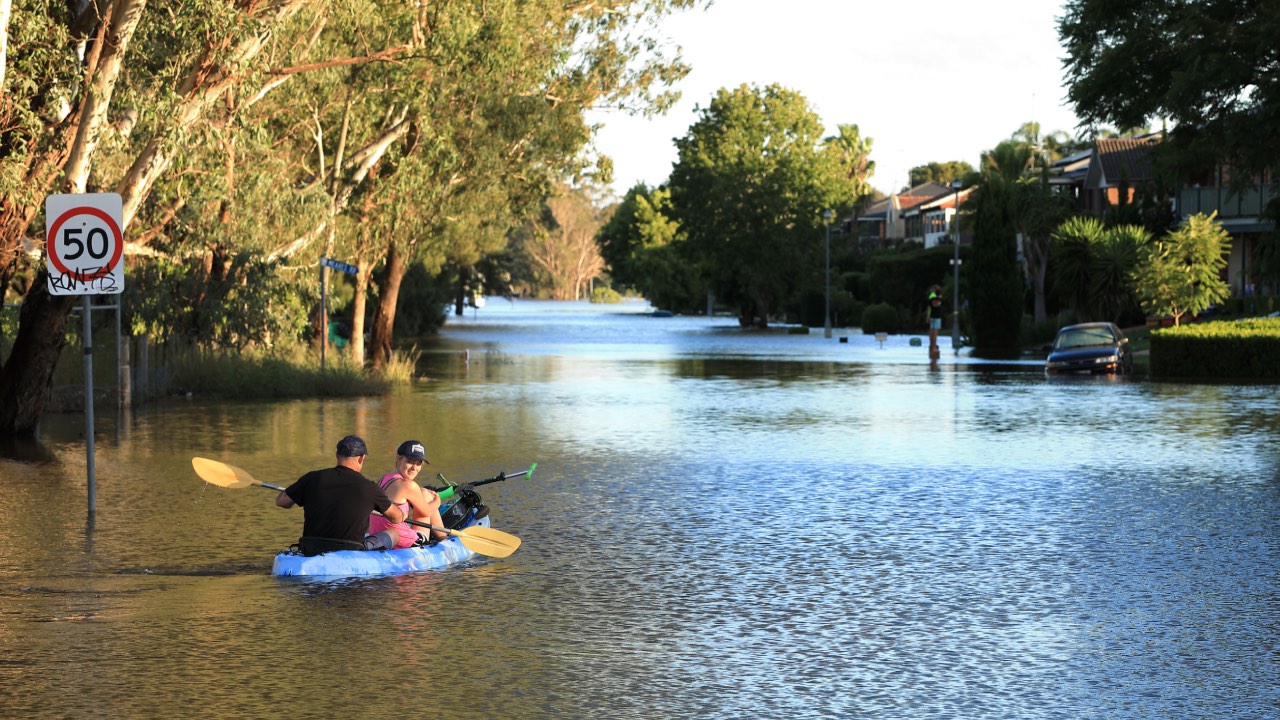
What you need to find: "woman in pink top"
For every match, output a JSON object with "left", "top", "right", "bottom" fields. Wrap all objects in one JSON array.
[{"left": 367, "top": 440, "right": 448, "bottom": 549}]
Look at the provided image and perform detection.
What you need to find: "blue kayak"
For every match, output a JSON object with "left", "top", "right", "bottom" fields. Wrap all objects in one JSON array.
[{"left": 272, "top": 516, "right": 491, "bottom": 577}]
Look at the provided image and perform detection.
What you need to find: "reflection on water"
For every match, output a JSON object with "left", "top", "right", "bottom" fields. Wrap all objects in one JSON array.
[{"left": 1, "top": 300, "right": 1278, "bottom": 718}]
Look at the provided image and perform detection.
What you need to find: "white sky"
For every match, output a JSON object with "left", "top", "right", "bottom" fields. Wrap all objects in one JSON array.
[{"left": 588, "top": 0, "right": 1081, "bottom": 199}]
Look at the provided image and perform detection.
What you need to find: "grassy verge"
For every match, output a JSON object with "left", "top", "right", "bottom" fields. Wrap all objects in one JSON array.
[{"left": 168, "top": 345, "right": 420, "bottom": 399}]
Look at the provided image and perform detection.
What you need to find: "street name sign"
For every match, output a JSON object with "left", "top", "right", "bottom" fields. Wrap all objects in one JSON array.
[{"left": 322, "top": 257, "right": 358, "bottom": 275}]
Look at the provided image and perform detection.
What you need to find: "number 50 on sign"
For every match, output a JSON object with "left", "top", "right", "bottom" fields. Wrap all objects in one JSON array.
[{"left": 45, "top": 193, "right": 126, "bottom": 296}]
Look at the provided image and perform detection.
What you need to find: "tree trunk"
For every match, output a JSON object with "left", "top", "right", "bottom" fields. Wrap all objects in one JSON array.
[
  {"left": 351, "top": 261, "right": 370, "bottom": 367},
  {"left": 1033, "top": 258, "right": 1047, "bottom": 324},
  {"left": 368, "top": 241, "right": 406, "bottom": 370},
  {"left": 0, "top": 272, "right": 77, "bottom": 435},
  {"left": 0, "top": 0, "right": 11, "bottom": 93},
  {"left": 65, "top": 0, "right": 147, "bottom": 193},
  {"left": 1021, "top": 230, "right": 1051, "bottom": 325}
]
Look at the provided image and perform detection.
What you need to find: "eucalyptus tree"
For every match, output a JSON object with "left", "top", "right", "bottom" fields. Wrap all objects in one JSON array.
[
  {"left": 595, "top": 183, "right": 699, "bottom": 310},
  {"left": 0, "top": 0, "right": 319, "bottom": 434},
  {"left": 526, "top": 184, "right": 606, "bottom": 300},
  {"left": 256, "top": 0, "right": 700, "bottom": 368},
  {"left": 0, "top": 0, "right": 703, "bottom": 429},
  {"left": 668, "top": 84, "right": 859, "bottom": 327}
]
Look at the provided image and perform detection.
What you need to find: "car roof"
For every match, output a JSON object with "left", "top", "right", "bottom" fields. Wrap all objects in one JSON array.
[{"left": 1058, "top": 322, "right": 1116, "bottom": 331}]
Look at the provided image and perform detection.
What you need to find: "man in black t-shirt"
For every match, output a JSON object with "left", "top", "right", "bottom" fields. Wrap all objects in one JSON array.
[{"left": 276, "top": 435, "right": 406, "bottom": 552}]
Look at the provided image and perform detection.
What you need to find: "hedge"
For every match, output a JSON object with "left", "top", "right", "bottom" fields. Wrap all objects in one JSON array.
[
  {"left": 1150, "top": 317, "right": 1280, "bottom": 379},
  {"left": 861, "top": 302, "right": 900, "bottom": 334}
]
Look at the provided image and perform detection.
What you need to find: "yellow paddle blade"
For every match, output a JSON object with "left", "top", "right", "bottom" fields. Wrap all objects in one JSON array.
[
  {"left": 192, "top": 457, "right": 257, "bottom": 489},
  {"left": 452, "top": 525, "right": 522, "bottom": 559}
]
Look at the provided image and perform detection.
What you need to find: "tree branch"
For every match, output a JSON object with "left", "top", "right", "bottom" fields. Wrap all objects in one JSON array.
[{"left": 265, "top": 45, "right": 413, "bottom": 77}]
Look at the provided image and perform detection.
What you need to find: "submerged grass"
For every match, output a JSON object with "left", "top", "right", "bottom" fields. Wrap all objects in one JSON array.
[
  {"left": 167, "top": 345, "right": 421, "bottom": 399},
  {"left": 380, "top": 346, "right": 420, "bottom": 384}
]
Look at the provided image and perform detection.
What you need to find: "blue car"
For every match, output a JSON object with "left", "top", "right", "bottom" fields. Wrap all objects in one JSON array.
[{"left": 1045, "top": 322, "right": 1134, "bottom": 375}]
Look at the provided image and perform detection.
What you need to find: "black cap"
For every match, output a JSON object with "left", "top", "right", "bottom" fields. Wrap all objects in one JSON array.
[
  {"left": 396, "top": 440, "right": 428, "bottom": 463},
  {"left": 336, "top": 435, "right": 368, "bottom": 457}
]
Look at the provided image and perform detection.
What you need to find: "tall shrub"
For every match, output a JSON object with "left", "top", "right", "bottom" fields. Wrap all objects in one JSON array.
[
  {"left": 1132, "top": 212, "right": 1231, "bottom": 326},
  {"left": 967, "top": 180, "right": 1023, "bottom": 352}
]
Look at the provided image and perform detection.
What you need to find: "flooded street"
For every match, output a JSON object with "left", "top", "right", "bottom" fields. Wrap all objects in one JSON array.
[{"left": 2, "top": 300, "right": 1278, "bottom": 718}]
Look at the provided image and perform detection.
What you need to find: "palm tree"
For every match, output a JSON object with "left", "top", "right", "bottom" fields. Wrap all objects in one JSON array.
[
  {"left": 1091, "top": 225, "right": 1146, "bottom": 323},
  {"left": 982, "top": 140, "right": 1034, "bottom": 181},
  {"left": 823, "top": 123, "right": 875, "bottom": 212},
  {"left": 1052, "top": 215, "right": 1104, "bottom": 321},
  {"left": 1052, "top": 217, "right": 1147, "bottom": 324}
]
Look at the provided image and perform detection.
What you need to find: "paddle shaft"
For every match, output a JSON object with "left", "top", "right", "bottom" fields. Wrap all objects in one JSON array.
[{"left": 427, "top": 465, "right": 534, "bottom": 501}]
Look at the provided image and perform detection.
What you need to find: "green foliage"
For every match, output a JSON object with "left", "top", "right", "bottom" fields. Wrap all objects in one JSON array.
[
  {"left": 378, "top": 347, "right": 421, "bottom": 384},
  {"left": 793, "top": 287, "right": 858, "bottom": 328},
  {"left": 125, "top": 253, "right": 312, "bottom": 351},
  {"left": 388, "top": 261, "right": 452, "bottom": 338},
  {"left": 908, "top": 161, "right": 975, "bottom": 189},
  {"left": 1220, "top": 295, "right": 1279, "bottom": 317},
  {"left": 635, "top": 242, "right": 704, "bottom": 313},
  {"left": 864, "top": 246, "right": 954, "bottom": 314},
  {"left": 167, "top": 347, "right": 390, "bottom": 399},
  {"left": 1059, "top": 1, "right": 1280, "bottom": 219},
  {"left": 822, "top": 124, "right": 876, "bottom": 213},
  {"left": 596, "top": 184, "right": 700, "bottom": 310},
  {"left": 1051, "top": 216, "right": 1146, "bottom": 323},
  {"left": 597, "top": 183, "right": 655, "bottom": 289},
  {"left": 0, "top": 0, "right": 84, "bottom": 202},
  {"left": 668, "top": 83, "right": 864, "bottom": 327},
  {"left": 860, "top": 302, "right": 900, "bottom": 334},
  {"left": 1021, "top": 315, "right": 1063, "bottom": 348},
  {"left": 1132, "top": 212, "right": 1231, "bottom": 326},
  {"left": 1150, "top": 318, "right": 1280, "bottom": 379},
  {"left": 967, "top": 158, "right": 1025, "bottom": 351},
  {"left": 590, "top": 286, "right": 623, "bottom": 303}
]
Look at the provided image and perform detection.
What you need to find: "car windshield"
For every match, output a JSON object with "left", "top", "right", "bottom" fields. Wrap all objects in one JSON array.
[{"left": 1054, "top": 327, "right": 1115, "bottom": 350}]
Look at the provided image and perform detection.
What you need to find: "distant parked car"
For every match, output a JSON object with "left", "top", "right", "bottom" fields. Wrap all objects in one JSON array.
[{"left": 1045, "top": 322, "right": 1133, "bottom": 375}]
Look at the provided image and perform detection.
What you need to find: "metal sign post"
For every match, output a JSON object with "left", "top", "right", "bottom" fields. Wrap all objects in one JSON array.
[
  {"left": 46, "top": 193, "right": 125, "bottom": 517},
  {"left": 319, "top": 257, "right": 358, "bottom": 371}
]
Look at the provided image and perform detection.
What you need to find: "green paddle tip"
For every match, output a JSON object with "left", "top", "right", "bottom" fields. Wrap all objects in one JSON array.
[{"left": 527, "top": 462, "right": 537, "bottom": 480}]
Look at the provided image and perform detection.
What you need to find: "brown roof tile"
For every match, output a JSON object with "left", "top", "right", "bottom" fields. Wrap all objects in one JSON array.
[{"left": 1096, "top": 135, "right": 1160, "bottom": 185}]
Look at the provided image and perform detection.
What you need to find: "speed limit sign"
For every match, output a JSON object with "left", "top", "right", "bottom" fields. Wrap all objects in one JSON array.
[{"left": 45, "top": 193, "right": 126, "bottom": 295}]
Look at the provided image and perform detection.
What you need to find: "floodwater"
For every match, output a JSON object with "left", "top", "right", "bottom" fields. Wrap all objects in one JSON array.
[{"left": 1, "top": 300, "right": 1278, "bottom": 719}]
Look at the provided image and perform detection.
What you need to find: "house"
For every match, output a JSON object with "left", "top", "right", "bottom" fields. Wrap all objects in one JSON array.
[
  {"left": 901, "top": 184, "right": 975, "bottom": 248},
  {"left": 1049, "top": 133, "right": 1163, "bottom": 216},
  {"left": 851, "top": 181, "right": 967, "bottom": 248},
  {"left": 1048, "top": 148, "right": 1091, "bottom": 195},
  {"left": 1178, "top": 167, "right": 1275, "bottom": 295},
  {"left": 1051, "top": 131, "right": 1270, "bottom": 296},
  {"left": 1081, "top": 134, "right": 1163, "bottom": 214}
]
